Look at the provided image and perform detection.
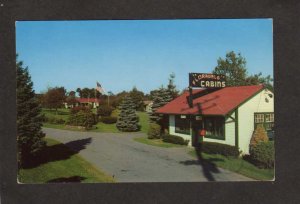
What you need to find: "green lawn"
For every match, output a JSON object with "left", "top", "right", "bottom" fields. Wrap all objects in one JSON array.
[
  {"left": 42, "top": 108, "right": 150, "bottom": 134},
  {"left": 18, "top": 138, "right": 115, "bottom": 183},
  {"left": 188, "top": 150, "right": 274, "bottom": 181},
  {"left": 134, "top": 137, "right": 186, "bottom": 148}
]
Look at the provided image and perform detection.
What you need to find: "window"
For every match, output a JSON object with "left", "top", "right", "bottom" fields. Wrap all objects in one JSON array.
[
  {"left": 254, "top": 112, "right": 274, "bottom": 131},
  {"left": 175, "top": 115, "right": 190, "bottom": 135},
  {"left": 204, "top": 117, "right": 225, "bottom": 140},
  {"left": 255, "top": 114, "right": 264, "bottom": 123}
]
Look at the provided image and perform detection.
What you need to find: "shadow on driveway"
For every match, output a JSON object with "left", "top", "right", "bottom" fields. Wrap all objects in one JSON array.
[
  {"left": 180, "top": 145, "right": 223, "bottom": 181},
  {"left": 22, "top": 137, "right": 92, "bottom": 169},
  {"left": 47, "top": 176, "right": 86, "bottom": 183}
]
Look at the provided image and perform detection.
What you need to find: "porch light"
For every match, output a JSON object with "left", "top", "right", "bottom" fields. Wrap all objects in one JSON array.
[{"left": 180, "top": 115, "right": 186, "bottom": 119}]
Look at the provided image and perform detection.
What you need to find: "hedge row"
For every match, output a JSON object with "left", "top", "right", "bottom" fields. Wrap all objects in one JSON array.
[
  {"left": 201, "top": 142, "right": 240, "bottom": 157},
  {"left": 99, "top": 116, "right": 118, "bottom": 124},
  {"left": 162, "top": 134, "right": 189, "bottom": 146}
]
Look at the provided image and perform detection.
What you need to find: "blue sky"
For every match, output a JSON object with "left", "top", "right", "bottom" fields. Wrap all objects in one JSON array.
[{"left": 16, "top": 19, "right": 273, "bottom": 94}]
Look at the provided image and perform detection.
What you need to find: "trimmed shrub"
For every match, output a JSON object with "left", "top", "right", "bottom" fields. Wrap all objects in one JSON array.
[
  {"left": 97, "top": 105, "right": 114, "bottom": 117},
  {"left": 45, "top": 116, "right": 65, "bottom": 124},
  {"left": 201, "top": 142, "right": 240, "bottom": 157},
  {"left": 249, "top": 141, "right": 274, "bottom": 168},
  {"left": 147, "top": 123, "right": 161, "bottom": 139},
  {"left": 162, "top": 134, "right": 189, "bottom": 145},
  {"left": 100, "top": 116, "right": 117, "bottom": 124},
  {"left": 68, "top": 109, "right": 97, "bottom": 129},
  {"left": 250, "top": 124, "right": 269, "bottom": 147},
  {"left": 70, "top": 106, "right": 89, "bottom": 115}
]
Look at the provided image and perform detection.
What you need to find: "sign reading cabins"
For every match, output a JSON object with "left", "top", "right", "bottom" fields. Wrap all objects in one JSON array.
[{"left": 189, "top": 73, "right": 226, "bottom": 88}]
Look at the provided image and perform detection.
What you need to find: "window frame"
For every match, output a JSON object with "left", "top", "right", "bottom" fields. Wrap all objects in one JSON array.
[
  {"left": 174, "top": 115, "right": 191, "bottom": 135},
  {"left": 254, "top": 112, "right": 274, "bottom": 131},
  {"left": 203, "top": 116, "right": 225, "bottom": 140}
]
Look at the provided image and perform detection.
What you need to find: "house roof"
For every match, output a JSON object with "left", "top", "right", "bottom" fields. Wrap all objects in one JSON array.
[
  {"left": 156, "top": 84, "right": 265, "bottom": 116},
  {"left": 76, "top": 98, "right": 101, "bottom": 103}
]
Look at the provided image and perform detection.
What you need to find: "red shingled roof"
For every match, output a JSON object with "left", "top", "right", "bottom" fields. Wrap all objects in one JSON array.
[
  {"left": 156, "top": 85, "right": 264, "bottom": 116},
  {"left": 76, "top": 98, "right": 101, "bottom": 103}
]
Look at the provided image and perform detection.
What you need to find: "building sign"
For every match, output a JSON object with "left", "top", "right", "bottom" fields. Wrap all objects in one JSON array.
[{"left": 189, "top": 73, "right": 226, "bottom": 88}]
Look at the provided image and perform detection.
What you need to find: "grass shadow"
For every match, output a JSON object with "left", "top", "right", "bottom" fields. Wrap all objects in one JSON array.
[
  {"left": 23, "top": 137, "right": 92, "bottom": 169},
  {"left": 47, "top": 176, "right": 86, "bottom": 183}
]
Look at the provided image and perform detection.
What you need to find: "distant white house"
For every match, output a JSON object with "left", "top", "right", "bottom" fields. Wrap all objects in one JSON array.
[
  {"left": 156, "top": 85, "right": 274, "bottom": 154},
  {"left": 64, "top": 98, "right": 101, "bottom": 109}
]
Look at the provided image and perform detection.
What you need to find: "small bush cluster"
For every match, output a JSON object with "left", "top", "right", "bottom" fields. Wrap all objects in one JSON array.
[
  {"left": 249, "top": 141, "right": 274, "bottom": 168},
  {"left": 147, "top": 123, "right": 161, "bottom": 139},
  {"left": 162, "top": 134, "right": 189, "bottom": 146},
  {"left": 201, "top": 142, "right": 240, "bottom": 157},
  {"left": 70, "top": 106, "right": 89, "bottom": 115},
  {"left": 44, "top": 116, "right": 65, "bottom": 124},
  {"left": 67, "top": 109, "right": 97, "bottom": 129},
  {"left": 97, "top": 105, "right": 114, "bottom": 117},
  {"left": 100, "top": 116, "right": 118, "bottom": 124}
]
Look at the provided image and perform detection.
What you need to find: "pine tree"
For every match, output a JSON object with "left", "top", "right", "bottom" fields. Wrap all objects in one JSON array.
[
  {"left": 149, "top": 87, "right": 172, "bottom": 123},
  {"left": 167, "top": 73, "right": 179, "bottom": 99},
  {"left": 17, "top": 58, "right": 45, "bottom": 168},
  {"left": 116, "top": 96, "right": 140, "bottom": 132}
]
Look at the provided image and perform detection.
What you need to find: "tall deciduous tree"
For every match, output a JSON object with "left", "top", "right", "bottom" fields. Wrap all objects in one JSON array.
[
  {"left": 213, "top": 51, "right": 248, "bottom": 86},
  {"left": 213, "top": 51, "right": 273, "bottom": 89},
  {"left": 116, "top": 96, "right": 139, "bottom": 132},
  {"left": 17, "top": 58, "right": 45, "bottom": 168},
  {"left": 44, "top": 86, "right": 66, "bottom": 113}
]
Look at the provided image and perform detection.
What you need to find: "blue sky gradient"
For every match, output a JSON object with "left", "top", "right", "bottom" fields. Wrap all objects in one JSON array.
[{"left": 16, "top": 19, "right": 273, "bottom": 94}]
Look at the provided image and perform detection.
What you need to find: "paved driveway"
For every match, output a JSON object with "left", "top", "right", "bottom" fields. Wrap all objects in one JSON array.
[{"left": 43, "top": 128, "right": 253, "bottom": 182}]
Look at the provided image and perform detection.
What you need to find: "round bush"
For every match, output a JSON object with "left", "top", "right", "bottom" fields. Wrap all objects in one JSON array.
[
  {"left": 68, "top": 110, "right": 97, "bottom": 129},
  {"left": 147, "top": 123, "right": 161, "bottom": 139},
  {"left": 97, "top": 105, "right": 114, "bottom": 117},
  {"left": 100, "top": 116, "right": 117, "bottom": 124},
  {"left": 249, "top": 141, "right": 274, "bottom": 169}
]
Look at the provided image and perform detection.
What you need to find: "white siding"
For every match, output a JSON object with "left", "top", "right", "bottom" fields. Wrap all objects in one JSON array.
[
  {"left": 203, "top": 112, "right": 235, "bottom": 146},
  {"left": 238, "top": 89, "right": 274, "bottom": 154},
  {"left": 169, "top": 115, "right": 192, "bottom": 145}
]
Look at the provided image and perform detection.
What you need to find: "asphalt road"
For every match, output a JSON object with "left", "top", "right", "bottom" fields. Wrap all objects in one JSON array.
[{"left": 43, "top": 128, "right": 253, "bottom": 182}]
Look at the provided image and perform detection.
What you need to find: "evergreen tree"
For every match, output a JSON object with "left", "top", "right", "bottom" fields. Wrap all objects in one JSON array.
[
  {"left": 149, "top": 87, "right": 172, "bottom": 123},
  {"left": 129, "top": 86, "right": 145, "bottom": 111},
  {"left": 167, "top": 73, "right": 179, "bottom": 99},
  {"left": 17, "top": 58, "right": 45, "bottom": 168},
  {"left": 116, "top": 96, "right": 140, "bottom": 132}
]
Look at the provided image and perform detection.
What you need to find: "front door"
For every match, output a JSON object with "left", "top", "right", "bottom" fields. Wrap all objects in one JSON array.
[{"left": 192, "top": 118, "right": 203, "bottom": 146}]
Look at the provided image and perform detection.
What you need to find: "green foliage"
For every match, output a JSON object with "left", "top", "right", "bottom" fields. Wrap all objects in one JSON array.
[
  {"left": 201, "top": 142, "right": 240, "bottom": 157},
  {"left": 249, "top": 141, "right": 274, "bottom": 169},
  {"left": 45, "top": 116, "right": 65, "bottom": 124},
  {"left": 162, "top": 134, "right": 189, "bottom": 145},
  {"left": 213, "top": 51, "right": 273, "bottom": 89},
  {"left": 17, "top": 57, "right": 46, "bottom": 168},
  {"left": 70, "top": 106, "right": 89, "bottom": 115},
  {"left": 43, "top": 86, "right": 66, "bottom": 110},
  {"left": 129, "top": 86, "right": 145, "bottom": 111},
  {"left": 167, "top": 72, "right": 179, "bottom": 99},
  {"left": 116, "top": 96, "right": 140, "bottom": 132},
  {"left": 149, "top": 87, "right": 173, "bottom": 123},
  {"left": 250, "top": 124, "right": 269, "bottom": 147},
  {"left": 147, "top": 123, "right": 161, "bottom": 139},
  {"left": 97, "top": 105, "right": 114, "bottom": 117},
  {"left": 100, "top": 116, "right": 118, "bottom": 124},
  {"left": 68, "top": 109, "right": 97, "bottom": 129},
  {"left": 76, "top": 87, "right": 101, "bottom": 98}
]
